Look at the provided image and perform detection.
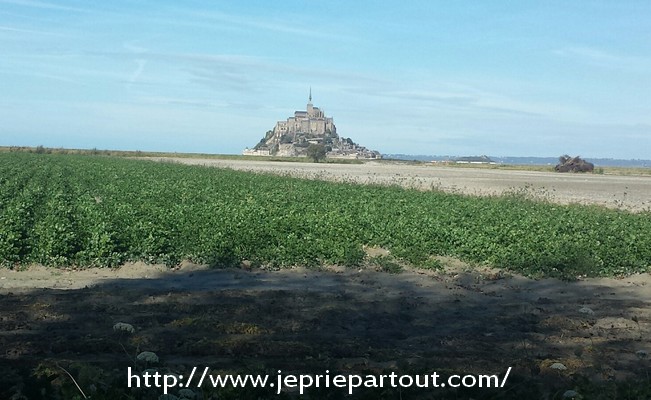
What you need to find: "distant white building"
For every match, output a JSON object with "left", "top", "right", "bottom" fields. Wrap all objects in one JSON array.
[{"left": 242, "top": 148, "right": 271, "bottom": 156}]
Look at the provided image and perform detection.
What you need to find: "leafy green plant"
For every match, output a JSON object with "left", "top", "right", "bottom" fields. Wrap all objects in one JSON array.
[
  {"left": 368, "top": 255, "right": 403, "bottom": 274},
  {"left": 1, "top": 153, "right": 650, "bottom": 279}
]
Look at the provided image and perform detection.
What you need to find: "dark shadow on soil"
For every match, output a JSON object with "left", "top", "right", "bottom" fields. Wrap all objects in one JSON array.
[{"left": 1, "top": 267, "right": 650, "bottom": 399}]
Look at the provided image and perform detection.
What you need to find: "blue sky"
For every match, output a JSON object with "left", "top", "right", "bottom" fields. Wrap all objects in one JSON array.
[{"left": 1, "top": 0, "right": 650, "bottom": 158}]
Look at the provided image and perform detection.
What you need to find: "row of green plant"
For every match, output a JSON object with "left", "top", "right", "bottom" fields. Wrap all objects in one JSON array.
[{"left": 1, "top": 153, "right": 649, "bottom": 278}]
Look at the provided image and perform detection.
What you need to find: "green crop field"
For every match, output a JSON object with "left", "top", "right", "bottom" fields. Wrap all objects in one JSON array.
[{"left": 1, "top": 152, "right": 650, "bottom": 279}]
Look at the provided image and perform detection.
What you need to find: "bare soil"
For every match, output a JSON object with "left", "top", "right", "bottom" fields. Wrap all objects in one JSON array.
[
  {"left": 2, "top": 261, "right": 651, "bottom": 398},
  {"left": 2, "top": 160, "right": 650, "bottom": 399}
]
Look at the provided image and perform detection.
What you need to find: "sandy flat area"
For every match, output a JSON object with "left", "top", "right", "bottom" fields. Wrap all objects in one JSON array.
[
  {"left": 148, "top": 157, "right": 651, "bottom": 212},
  {"left": 2, "top": 261, "right": 650, "bottom": 398}
]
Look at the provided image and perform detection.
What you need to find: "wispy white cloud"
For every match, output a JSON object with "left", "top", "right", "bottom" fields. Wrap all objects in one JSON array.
[
  {"left": 122, "top": 41, "right": 149, "bottom": 54},
  {"left": 341, "top": 83, "right": 587, "bottom": 122},
  {"left": 0, "top": 24, "right": 65, "bottom": 36},
  {"left": 137, "top": 95, "right": 232, "bottom": 110},
  {"left": 89, "top": 46, "right": 383, "bottom": 96},
  {"left": 0, "top": 0, "right": 89, "bottom": 13},
  {"left": 554, "top": 46, "right": 651, "bottom": 72},
  {"left": 176, "top": 8, "right": 356, "bottom": 42},
  {"left": 111, "top": 6, "right": 353, "bottom": 42},
  {"left": 128, "top": 59, "right": 147, "bottom": 85},
  {"left": 0, "top": 68, "right": 80, "bottom": 84}
]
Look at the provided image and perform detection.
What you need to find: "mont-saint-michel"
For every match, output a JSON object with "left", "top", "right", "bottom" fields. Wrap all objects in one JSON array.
[{"left": 243, "top": 91, "right": 381, "bottom": 159}]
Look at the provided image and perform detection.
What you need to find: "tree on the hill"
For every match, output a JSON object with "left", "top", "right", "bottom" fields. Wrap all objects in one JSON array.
[{"left": 307, "top": 143, "right": 327, "bottom": 163}]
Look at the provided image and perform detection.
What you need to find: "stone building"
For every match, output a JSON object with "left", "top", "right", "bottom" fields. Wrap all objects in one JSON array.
[
  {"left": 243, "top": 90, "right": 380, "bottom": 159},
  {"left": 272, "top": 89, "right": 336, "bottom": 140}
]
